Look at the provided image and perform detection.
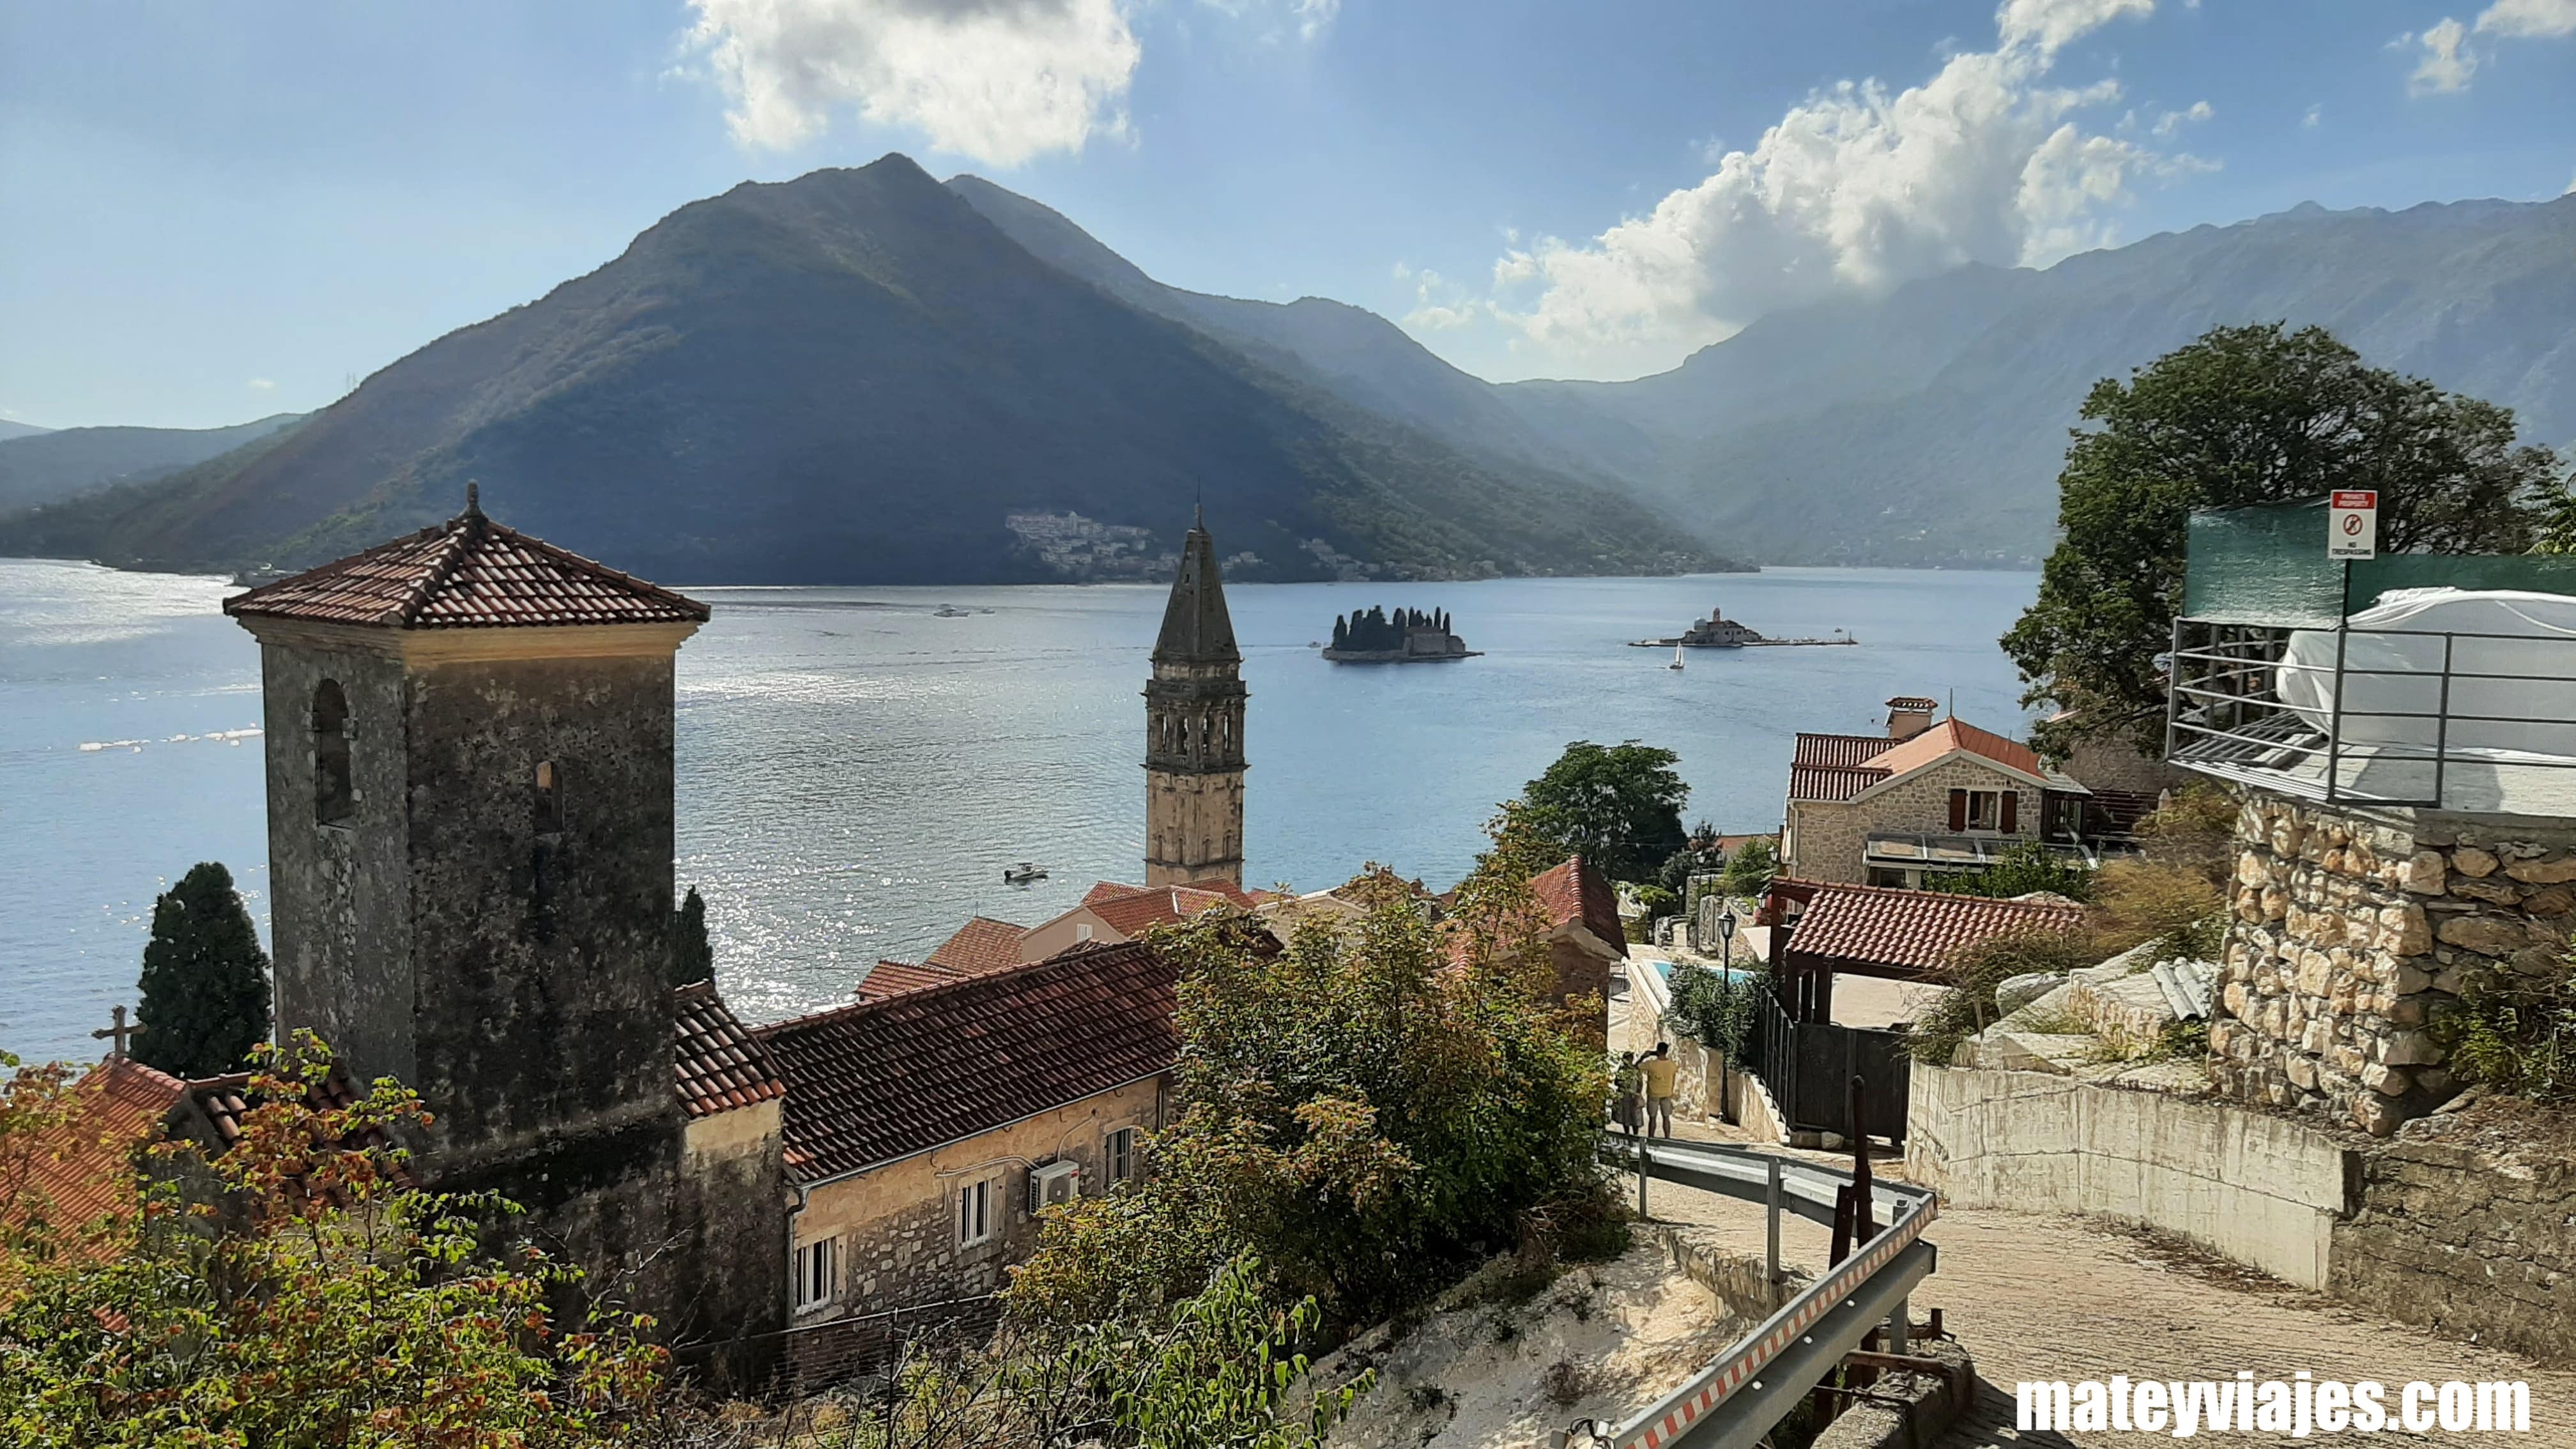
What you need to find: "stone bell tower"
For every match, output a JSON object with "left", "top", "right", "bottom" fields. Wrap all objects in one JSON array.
[
  {"left": 1144, "top": 510, "right": 1246, "bottom": 889},
  {"left": 222, "top": 488, "right": 783, "bottom": 1362}
]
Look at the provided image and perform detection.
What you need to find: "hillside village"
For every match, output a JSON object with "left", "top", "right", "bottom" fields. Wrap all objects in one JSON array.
[{"left": 19, "top": 453, "right": 2576, "bottom": 1443}]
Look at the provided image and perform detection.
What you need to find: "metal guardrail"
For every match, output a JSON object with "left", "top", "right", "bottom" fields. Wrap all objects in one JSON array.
[{"left": 1575, "top": 1135, "right": 1939, "bottom": 1449}]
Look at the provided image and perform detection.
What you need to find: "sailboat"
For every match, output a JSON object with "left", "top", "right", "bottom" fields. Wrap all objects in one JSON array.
[{"left": 1667, "top": 642, "right": 1685, "bottom": 671}]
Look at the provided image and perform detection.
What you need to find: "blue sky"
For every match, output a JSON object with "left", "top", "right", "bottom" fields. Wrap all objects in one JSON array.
[{"left": 3, "top": 0, "right": 2570, "bottom": 429}]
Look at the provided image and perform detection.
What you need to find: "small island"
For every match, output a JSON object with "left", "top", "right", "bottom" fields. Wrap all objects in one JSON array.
[
  {"left": 1324, "top": 606, "right": 1480, "bottom": 663},
  {"left": 1630, "top": 603, "right": 1856, "bottom": 649}
]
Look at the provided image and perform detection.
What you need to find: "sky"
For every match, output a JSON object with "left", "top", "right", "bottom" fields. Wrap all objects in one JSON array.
[{"left": 3, "top": 0, "right": 2571, "bottom": 429}]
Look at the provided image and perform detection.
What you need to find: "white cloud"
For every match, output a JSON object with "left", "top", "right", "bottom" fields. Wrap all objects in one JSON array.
[
  {"left": 686, "top": 0, "right": 1143, "bottom": 165},
  {"left": 1400, "top": 268, "right": 1481, "bottom": 331},
  {"left": 2566, "top": 169, "right": 2576, "bottom": 194},
  {"left": 1198, "top": 0, "right": 1340, "bottom": 42},
  {"left": 2303, "top": 102, "right": 2322, "bottom": 128},
  {"left": 2150, "top": 99, "right": 2212, "bottom": 137},
  {"left": 2408, "top": 17, "right": 2479, "bottom": 94},
  {"left": 1482, "top": 0, "right": 2192, "bottom": 378},
  {"left": 247, "top": 378, "right": 277, "bottom": 391},
  {"left": 2477, "top": 0, "right": 2576, "bottom": 38}
]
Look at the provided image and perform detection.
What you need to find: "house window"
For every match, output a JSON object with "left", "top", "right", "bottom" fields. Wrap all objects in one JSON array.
[
  {"left": 533, "top": 760, "right": 564, "bottom": 836},
  {"left": 792, "top": 1236, "right": 837, "bottom": 1312},
  {"left": 957, "top": 1175, "right": 999, "bottom": 1247},
  {"left": 1965, "top": 790, "right": 2002, "bottom": 831},
  {"left": 312, "top": 680, "right": 353, "bottom": 825},
  {"left": 1103, "top": 1127, "right": 1139, "bottom": 1186},
  {"left": 1867, "top": 868, "right": 1913, "bottom": 890}
]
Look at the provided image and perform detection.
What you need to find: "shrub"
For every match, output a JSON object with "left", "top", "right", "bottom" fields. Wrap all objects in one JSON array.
[
  {"left": 1924, "top": 840, "right": 2095, "bottom": 902},
  {"left": 1906, "top": 929, "right": 2103, "bottom": 1064},
  {"left": 1663, "top": 962, "right": 1767, "bottom": 1061},
  {"left": 2092, "top": 859, "right": 2225, "bottom": 962},
  {"left": 2432, "top": 953, "right": 2576, "bottom": 1102}
]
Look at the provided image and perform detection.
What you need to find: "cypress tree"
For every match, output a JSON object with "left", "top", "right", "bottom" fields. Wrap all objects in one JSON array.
[
  {"left": 132, "top": 862, "right": 270, "bottom": 1079},
  {"left": 1331, "top": 615, "right": 1348, "bottom": 649},
  {"left": 673, "top": 885, "right": 715, "bottom": 986}
]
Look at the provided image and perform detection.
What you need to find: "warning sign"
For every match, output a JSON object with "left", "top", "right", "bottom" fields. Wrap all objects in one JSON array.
[{"left": 2329, "top": 490, "right": 2377, "bottom": 560}]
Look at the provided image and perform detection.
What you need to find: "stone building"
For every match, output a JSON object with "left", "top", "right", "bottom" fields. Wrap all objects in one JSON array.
[
  {"left": 1781, "top": 703, "right": 2123, "bottom": 887},
  {"left": 1524, "top": 856, "right": 1628, "bottom": 1042},
  {"left": 221, "top": 491, "right": 785, "bottom": 1376},
  {"left": 755, "top": 942, "right": 1175, "bottom": 1332},
  {"left": 1144, "top": 512, "right": 1246, "bottom": 889}
]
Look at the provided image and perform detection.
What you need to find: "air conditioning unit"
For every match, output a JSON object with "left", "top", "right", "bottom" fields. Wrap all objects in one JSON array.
[{"left": 1029, "top": 1159, "right": 1081, "bottom": 1213}]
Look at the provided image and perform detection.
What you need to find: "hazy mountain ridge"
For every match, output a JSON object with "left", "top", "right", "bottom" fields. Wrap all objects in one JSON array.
[
  {"left": 0, "top": 415, "right": 306, "bottom": 516},
  {"left": 0, "top": 158, "right": 1721, "bottom": 584}
]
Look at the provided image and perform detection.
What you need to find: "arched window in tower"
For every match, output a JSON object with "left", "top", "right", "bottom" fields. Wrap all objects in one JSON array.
[
  {"left": 312, "top": 680, "right": 353, "bottom": 825},
  {"left": 534, "top": 760, "right": 565, "bottom": 836}
]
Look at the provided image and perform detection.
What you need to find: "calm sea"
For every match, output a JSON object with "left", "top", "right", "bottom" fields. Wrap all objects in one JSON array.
[{"left": 0, "top": 558, "right": 2037, "bottom": 1062}]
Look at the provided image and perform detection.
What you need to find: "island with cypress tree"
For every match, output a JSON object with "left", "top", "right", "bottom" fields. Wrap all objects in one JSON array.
[{"left": 1322, "top": 605, "right": 1480, "bottom": 663}]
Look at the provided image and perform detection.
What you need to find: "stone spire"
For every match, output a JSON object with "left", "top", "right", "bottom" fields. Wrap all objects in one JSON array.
[{"left": 1153, "top": 514, "right": 1239, "bottom": 664}]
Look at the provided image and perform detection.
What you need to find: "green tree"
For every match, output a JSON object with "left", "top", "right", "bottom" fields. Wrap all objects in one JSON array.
[
  {"left": 1008, "top": 815, "right": 1620, "bottom": 1331},
  {"left": 672, "top": 885, "right": 714, "bottom": 986},
  {"left": 1715, "top": 837, "right": 1778, "bottom": 900},
  {"left": 1517, "top": 740, "right": 1690, "bottom": 883},
  {"left": 2004, "top": 322, "right": 2559, "bottom": 761},
  {"left": 132, "top": 862, "right": 270, "bottom": 1080},
  {"left": 1924, "top": 840, "right": 2097, "bottom": 901}
]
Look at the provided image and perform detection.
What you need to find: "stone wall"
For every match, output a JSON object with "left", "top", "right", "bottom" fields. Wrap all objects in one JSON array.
[
  {"left": 2332, "top": 1135, "right": 2576, "bottom": 1365},
  {"left": 2214, "top": 792, "right": 2576, "bottom": 1136},
  {"left": 677, "top": 1100, "right": 790, "bottom": 1390}
]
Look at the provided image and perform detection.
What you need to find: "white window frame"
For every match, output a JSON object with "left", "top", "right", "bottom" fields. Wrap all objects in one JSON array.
[
  {"left": 956, "top": 1173, "right": 1002, "bottom": 1248},
  {"left": 1103, "top": 1126, "right": 1140, "bottom": 1187},
  {"left": 1965, "top": 789, "right": 2004, "bottom": 832},
  {"left": 792, "top": 1236, "right": 838, "bottom": 1314}
]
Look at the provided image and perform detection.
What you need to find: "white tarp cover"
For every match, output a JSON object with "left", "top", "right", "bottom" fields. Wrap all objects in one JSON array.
[{"left": 2280, "top": 588, "right": 2576, "bottom": 760}]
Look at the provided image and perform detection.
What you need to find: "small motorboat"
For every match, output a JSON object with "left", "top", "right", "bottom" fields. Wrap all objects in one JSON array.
[
  {"left": 933, "top": 606, "right": 970, "bottom": 618},
  {"left": 1003, "top": 862, "right": 1048, "bottom": 884},
  {"left": 1667, "top": 641, "right": 1685, "bottom": 671}
]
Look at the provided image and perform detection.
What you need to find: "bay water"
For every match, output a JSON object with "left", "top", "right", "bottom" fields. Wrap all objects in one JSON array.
[{"left": 1, "top": 558, "right": 2037, "bottom": 1062}]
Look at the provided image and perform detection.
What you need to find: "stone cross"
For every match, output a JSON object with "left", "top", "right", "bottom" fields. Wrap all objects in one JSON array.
[{"left": 91, "top": 1004, "right": 134, "bottom": 1059}]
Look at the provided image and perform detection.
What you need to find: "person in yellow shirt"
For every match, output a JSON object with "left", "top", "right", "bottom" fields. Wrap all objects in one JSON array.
[{"left": 1640, "top": 1041, "right": 1681, "bottom": 1137}]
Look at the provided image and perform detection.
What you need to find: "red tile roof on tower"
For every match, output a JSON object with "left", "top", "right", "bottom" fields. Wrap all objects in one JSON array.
[
  {"left": 755, "top": 941, "right": 1178, "bottom": 1182},
  {"left": 1859, "top": 717, "right": 2046, "bottom": 781},
  {"left": 1782, "top": 882, "right": 2085, "bottom": 979},
  {"left": 924, "top": 917, "right": 1031, "bottom": 975},
  {"left": 223, "top": 494, "right": 708, "bottom": 630},
  {"left": 671, "top": 981, "right": 786, "bottom": 1118},
  {"left": 1529, "top": 856, "right": 1625, "bottom": 948},
  {"left": 854, "top": 960, "right": 962, "bottom": 1000}
]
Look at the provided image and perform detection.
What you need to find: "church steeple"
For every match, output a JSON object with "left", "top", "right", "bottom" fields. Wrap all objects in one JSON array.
[{"left": 1143, "top": 512, "right": 1246, "bottom": 889}]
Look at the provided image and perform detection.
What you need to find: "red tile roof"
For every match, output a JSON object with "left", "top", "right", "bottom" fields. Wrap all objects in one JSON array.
[
  {"left": 1530, "top": 856, "right": 1625, "bottom": 949},
  {"left": 4, "top": 1057, "right": 187, "bottom": 1249},
  {"left": 755, "top": 942, "right": 1177, "bottom": 1182},
  {"left": 180, "top": 1064, "right": 365, "bottom": 1149},
  {"left": 925, "top": 916, "right": 1030, "bottom": 974},
  {"left": 1860, "top": 718, "right": 2045, "bottom": 781},
  {"left": 1788, "top": 763, "right": 1890, "bottom": 803},
  {"left": 855, "top": 960, "right": 962, "bottom": 1000},
  {"left": 1783, "top": 882, "right": 2085, "bottom": 979},
  {"left": 671, "top": 981, "right": 786, "bottom": 1118},
  {"left": 224, "top": 501, "right": 708, "bottom": 630},
  {"left": 1794, "top": 732, "right": 1894, "bottom": 769},
  {"left": 1087, "top": 884, "right": 1242, "bottom": 938}
]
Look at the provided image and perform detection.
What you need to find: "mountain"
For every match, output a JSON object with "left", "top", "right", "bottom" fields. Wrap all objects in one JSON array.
[
  {"left": 1510, "top": 195, "right": 2576, "bottom": 565},
  {"left": 0, "top": 158, "right": 1720, "bottom": 584},
  {"left": 0, "top": 420, "right": 51, "bottom": 443},
  {"left": 0, "top": 414, "right": 305, "bottom": 516}
]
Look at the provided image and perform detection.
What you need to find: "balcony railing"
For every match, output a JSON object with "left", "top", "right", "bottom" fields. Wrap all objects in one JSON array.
[{"left": 2166, "top": 616, "right": 2576, "bottom": 815}]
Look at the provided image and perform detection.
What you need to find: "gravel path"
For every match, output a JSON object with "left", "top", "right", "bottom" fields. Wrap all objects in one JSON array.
[{"left": 1639, "top": 1117, "right": 2576, "bottom": 1446}]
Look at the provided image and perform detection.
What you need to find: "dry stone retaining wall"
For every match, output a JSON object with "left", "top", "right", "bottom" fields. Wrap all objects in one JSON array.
[{"left": 2214, "top": 793, "right": 2576, "bottom": 1136}]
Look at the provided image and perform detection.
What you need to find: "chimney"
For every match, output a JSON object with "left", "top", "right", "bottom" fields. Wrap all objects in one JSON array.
[{"left": 1885, "top": 695, "right": 1938, "bottom": 740}]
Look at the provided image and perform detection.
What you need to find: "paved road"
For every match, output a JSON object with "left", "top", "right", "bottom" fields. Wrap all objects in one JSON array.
[{"left": 1639, "top": 1118, "right": 2576, "bottom": 1446}]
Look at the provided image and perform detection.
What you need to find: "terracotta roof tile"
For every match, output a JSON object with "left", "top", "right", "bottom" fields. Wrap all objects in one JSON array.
[
  {"left": 1788, "top": 763, "right": 1890, "bottom": 802},
  {"left": 671, "top": 981, "right": 786, "bottom": 1118},
  {"left": 1529, "top": 856, "right": 1625, "bottom": 949},
  {"left": 1784, "top": 882, "right": 2085, "bottom": 977},
  {"left": 855, "top": 960, "right": 962, "bottom": 1000},
  {"left": 224, "top": 503, "right": 707, "bottom": 631},
  {"left": 1794, "top": 732, "right": 1894, "bottom": 769},
  {"left": 182, "top": 1064, "right": 365, "bottom": 1149},
  {"left": 4, "top": 1057, "right": 187, "bottom": 1248},
  {"left": 1860, "top": 718, "right": 2044, "bottom": 781},
  {"left": 925, "top": 916, "right": 1030, "bottom": 974},
  {"left": 755, "top": 942, "right": 1177, "bottom": 1181},
  {"left": 1087, "top": 884, "right": 1241, "bottom": 938}
]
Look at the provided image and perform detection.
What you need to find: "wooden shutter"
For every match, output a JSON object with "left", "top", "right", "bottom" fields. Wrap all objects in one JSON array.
[
  {"left": 1948, "top": 788, "right": 1968, "bottom": 832},
  {"left": 2000, "top": 791, "right": 2020, "bottom": 834}
]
